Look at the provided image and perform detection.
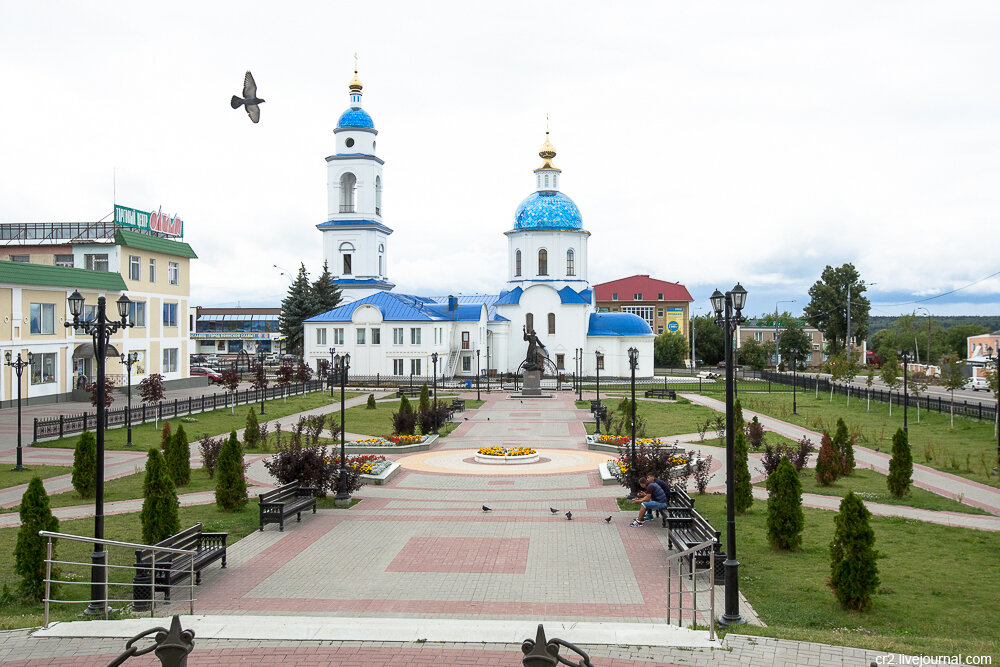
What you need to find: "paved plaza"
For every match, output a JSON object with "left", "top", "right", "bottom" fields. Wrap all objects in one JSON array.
[{"left": 0, "top": 389, "right": 996, "bottom": 664}]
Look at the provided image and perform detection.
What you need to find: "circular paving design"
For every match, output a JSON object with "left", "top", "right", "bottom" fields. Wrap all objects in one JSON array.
[{"left": 398, "top": 448, "right": 614, "bottom": 475}]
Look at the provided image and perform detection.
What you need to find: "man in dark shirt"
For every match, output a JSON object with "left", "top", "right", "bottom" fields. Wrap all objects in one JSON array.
[
  {"left": 631, "top": 478, "right": 668, "bottom": 527},
  {"left": 646, "top": 474, "right": 672, "bottom": 506}
]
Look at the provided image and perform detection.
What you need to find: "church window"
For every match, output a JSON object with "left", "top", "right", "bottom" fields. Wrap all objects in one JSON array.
[
  {"left": 538, "top": 249, "right": 548, "bottom": 276},
  {"left": 410, "top": 359, "right": 421, "bottom": 375},
  {"left": 544, "top": 174, "right": 549, "bottom": 187},
  {"left": 553, "top": 174, "right": 558, "bottom": 188},
  {"left": 339, "top": 172, "right": 357, "bottom": 212},
  {"left": 525, "top": 313, "right": 533, "bottom": 332},
  {"left": 393, "top": 359, "right": 404, "bottom": 375},
  {"left": 515, "top": 250, "right": 522, "bottom": 277},
  {"left": 556, "top": 354, "right": 564, "bottom": 370},
  {"left": 596, "top": 354, "right": 605, "bottom": 370},
  {"left": 536, "top": 175, "right": 541, "bottom": 188},
  {"left": 547, "top": 313, "right": 555, "bottom": 335},
  {"left": 333, "top": 328, "right": 344, "bottom": 345},
  {"left": 345, "top": 137, "right": 355, "bottom": 148},
  {"left": 357, "top": 329, "right": 366, "bottom": 345},
  {"left": 393, "top": 328, "right": 403, "bottom": 344},
  {"left": 375, "top": 176, "right": 382, "bottom": 215},
  {"left": 371, "top": 328, "right": 381, "bottom": 344},
  {"left": 462, "top": 356, "right": 471, "bottom": 372},
  {"left": 410, "top": 327, "right": 421, "bottom": 345},
  {"left": 317, "top": 328, "right": 327, "bottom": 345},
  {"left": 566, "top": 249, "right": 575, "bottom": 276},
  {"left": 343, "top": 254, "right": 352, "bottom": 275}
]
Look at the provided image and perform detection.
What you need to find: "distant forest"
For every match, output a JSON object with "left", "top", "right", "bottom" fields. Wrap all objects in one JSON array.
[{"left": 867, "top": 315, "right": 1000, "bottom": 341}]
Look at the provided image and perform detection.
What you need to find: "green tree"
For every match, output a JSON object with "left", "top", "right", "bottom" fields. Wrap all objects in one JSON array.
[
  {"left": 826, "top": 349, "right": 846, "bottom": 403},
  {"left": 865, "top": 365, "right": 876, "bottom": 412},
  {"left": 815, "top": 431, "right": 839, "bottom": 486},
  {"left": 766, "top": 457, "right": 804, "bottom": 550},
  {"left": 829, "top": 491, "right": 879, "bottom": 611},
  {"left": 887, "top": 427, "right": 913, "bottom": 497},
  {"left": 71, "top": 431, "right": 96, "bottom": 498},
  {"left": 692, "top": 314, "right": 725, "bottom": 366},
  {"left": 419, "top": 383, "right": 430, "bottom": 414},
  {"left": 832, "top": 418, "right": 855, "bottom": 476},
  {"left": 140, "top": 448, "right": 180, "bottom": 544},
  {"left": 945, "top": 323, "right": 988, "bottom": 359},
  {"left": 880, "top": 351, "right": 901, "bottom": 418},
  {"left": 737, "top": 338, "right": 769, "bottom": 371},
  {"left": 308, "top": 259, "right": 343, "bottom": 317},
  {"left": 734, "top": 398, "right": 745, "bottom": 435},
  {"left": 244, "top": 408, "right": 261, "bottom": 449},
  {"left": 278, "top": 263, "right": 313, "bottom": 357},
  {"left": 165, "top": 425, "right": 191, "bottom": 487},
  {"left": 159, "top": 421, "right": 172, "bottom": 451},
  {"left": 366, "top": 393, "right": 377, "bottom": 409},
  {"left": 654, "top": 331, "right": 687, "bottom": 368},
  {"left": 734, "top": 429, "right": 753, "bottom": 514},
  {"left": 14, "top": 477, "right": 59, "bottom": 601},
  {"left": 777, "top": 321, "right": 812, "bottom": 367},
  {"left": 215, "top": 430, "right": 248, "bottom": 511},
  {"left": 842, "top": 349, "right": 862, "bottom": 407},
  {"left": 910, "top": 372, "right": 929, "bottom": 424},
  {"left": 803, "top": 263, "right": 870, "bottom": 352},
  {"left": 938, "top": 352, "right": 965, "bottom": 429}
]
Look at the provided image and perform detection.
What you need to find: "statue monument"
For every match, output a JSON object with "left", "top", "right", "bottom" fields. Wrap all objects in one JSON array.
[{"left": 520, "top": 326, "right": 548, "bottom": 397}]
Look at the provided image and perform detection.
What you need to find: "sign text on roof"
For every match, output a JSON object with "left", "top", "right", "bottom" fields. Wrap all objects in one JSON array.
[{"left": 114, "top": 205, "right": 183, "bottom": 237}]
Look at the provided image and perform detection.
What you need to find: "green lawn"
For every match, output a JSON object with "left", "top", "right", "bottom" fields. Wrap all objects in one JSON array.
[
  {"left": 752, "top": 467, "right": 989, "bottom": 515},
  {"left": 0, "top": 466, "right": 72, "bottom": 492},
  {"left": 577, "top": 398, "right": 718, "bottom": 439},
  {"left": 33, "top": 392, "right": 363, "bottom": 451},
  {"left": 618, "top": 492, "right": 1000, "bottom": 657},
  {"left": 734, "top": 391, "right": 1000, "bottom": 487}
]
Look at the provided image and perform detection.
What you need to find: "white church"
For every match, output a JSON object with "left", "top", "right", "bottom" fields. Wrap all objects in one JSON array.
[{"left": 302, "top": 69, "right": 654, "bottom": 379}]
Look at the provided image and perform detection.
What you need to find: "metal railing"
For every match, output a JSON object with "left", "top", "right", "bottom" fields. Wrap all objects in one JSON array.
[
  {"left": 39, "top": 531, "right": 197, "bottom": 628},
  {"left": 664, "top": 538, "right": 716, "bottom": 640}
]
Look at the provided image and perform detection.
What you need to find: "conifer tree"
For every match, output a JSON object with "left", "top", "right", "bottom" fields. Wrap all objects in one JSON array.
[
  {"left": 734, "top": 398, "right": 746, "bottom": 435},
  {"left": 366, "top": 393, "right": 377, "bottom": 409},
  {"left": 815, "top": 431, "right": 839, "bottom": 486},
  {"left": 159, "top": 421, "right": 172, "bottom": 450},
  {"left": 887, "top": 427, "right": 913, "bottom": 497},
  {"left": 140, "top": 448, "right": 180, "bottom": 544},
  {"left": 71, "top": 431, "right": 97, "bottom": 498},
  {"left": 309, "top": 260, "right": 343, "bottom": 316},
  {"left": 829, "top": 491, "right": 879, "bottom": 610},
  {"left": 766, "top": 457, "right": 804, "bottom": 550},
  {"left": 734, "top": 429, "right": 753, "bottom": 514},
  {"left": 833, "top": 418, "right": 855, "bottom": 476},
  {"left": 165, "top": 425, "right": 191, "bottom": 487},
  {"left": 279, "top": 263, "right": 314, "bottom": 356},
  {"left": 14, "top": 477, "right": 59, "bottom": 601},
  {"left": 419, "top": 383, "right": 430, "bottom": 413},
  {"left": 244, "top": 408, "right": 261, "bottom": 449},
  {"left": 215, "top": 430, "right": 248, "bottom": 511}
]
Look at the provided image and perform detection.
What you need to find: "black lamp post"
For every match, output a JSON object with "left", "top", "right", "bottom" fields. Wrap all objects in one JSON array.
[
  {"left": 256, "top": 350, "right": 266, "bottom": 415},
  {"left": 328, "top": 347, "right": 336, "bottom": 398},
  {"left": 791, "top": 352, "right": 798, "bottom": 416},
  {"left": 431, "top": 352, "right": 439, "bottom": 434},
  {"left": 476, "top": 349, "right": 481, "bottom": 401},
  {"left": 987, "top": 346, "right": 1000, "bottom": 466},
  {"left": 627, "top": 347, "right": 639, "bottom": 495},
  {"left": 577, "top": 347, "right": 584, "bottom": 402},
  {"left": 900, "top": 350, "right": 912, "bottom": 433},
  {"left": 4, "top": 351, "right": 32, "bottom": 471},
  {"left": 334, "top": 352, "right": 351, "bottom": 505},
  {"left": 595, "top": 351, "right": 602, "bottom": 406},
  {"left": 120, "top": 352, "right": 138, "bottom": 448},
  {"left": 64, "top": 290, "right": 132, "bottom": 616},
  {"left": 485, "top": 342, "right": 490, "bottom": 394},
  {"left": 711, "top": 282, "right": 748, "bottom": 627}
]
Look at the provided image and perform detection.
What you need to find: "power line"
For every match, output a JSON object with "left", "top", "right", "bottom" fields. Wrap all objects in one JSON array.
[{"left": 874, "top": 269, "right": 1000, "bottom": 307}]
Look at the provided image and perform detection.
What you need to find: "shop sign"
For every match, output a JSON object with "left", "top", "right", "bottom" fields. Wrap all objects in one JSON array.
[
  {"left": 190, "top": 332, "right": 272, "bottom": 340},
  {"left": 114, "top": 204, "right": 183, "bottom": 237}
]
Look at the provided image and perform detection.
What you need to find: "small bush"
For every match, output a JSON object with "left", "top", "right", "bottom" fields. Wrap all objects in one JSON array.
[
  {"left": 887, "top": 427, "right": 913, "bottom": 497},
  {"left": 419, "top": 383, "right": 430, "bottom": 414},
  {"left": 829, "top": 491, "right": 880, "bottom": 611},
  {"left": 14, "top": 477, "right": 59, "bottom": 601},
  {"left": 766, "top": 457, "right": 804, "bottom": 550},
  {"left": 734, "top": 430, "right": 753, "bottom": 514},
  {"left": 71, "top": 431, "right": 97, "bottom": 498},
  {"left": 693, "top": 451, "right": 713, "bottom": 494},
  {"left": 215, "top": 430, "right": 248, "bottom": 511},
  {"left": 244, "top": 409, "right": 260, "bottom": 449},
  {"left": 610, "top": 441, "right": 689, "bottom": 490},
  {"left": 815, "top": 431, "right": 839, "bottom": 486},
  {"left": 746, "top": 416, "right": 766, "bottom": 452},
  {"left": 165, "top": 425, "right": 191, "bottom": 487},
  {"left": 262, "top": 417, "right": 333, "bottom": 496},
  {"left": 327, "top": 456, "right": 368, "bottom": 496},
  {"left": 199, "top": 434, "right": 224, "bottom": 478},
  {"left": 140, "top": 448, "right": 180, "bottom": 544},
  {"left": 760, "top": 443, "right": 783, "bottom": 478},
  {"left": 392, "top": 395, "right": 417, "bottom": 435},
  {"left": 160, "top": 421, "right": 172, "bottom": 450},
  {"left": 832, "top": 418, "right": 855, "bottom": 476},
  {"left": 366, "top": 393, "right": 377, "bottom": 409},
  {"left": 791, "top": 437, "right": 815, "bottom": 472}
]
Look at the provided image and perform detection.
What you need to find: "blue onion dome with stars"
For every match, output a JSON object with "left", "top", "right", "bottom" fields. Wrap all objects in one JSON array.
[
  {"left": 513, "top": 131, "right": 584, "bottom": 231},
  {"left": 337, "top": 67, "right": 375, "bottom": 129}
]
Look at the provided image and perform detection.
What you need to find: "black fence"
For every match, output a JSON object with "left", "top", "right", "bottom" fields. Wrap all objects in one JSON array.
[{"left": 33, "top": 379, "right": 326, "bottom": 443}]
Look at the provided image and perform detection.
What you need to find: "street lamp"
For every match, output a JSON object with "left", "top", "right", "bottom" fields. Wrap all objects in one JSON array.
[
  {"left": 627, "top": 347, "right": 639, "bottom": 496},
  {"left": 476, "top": 349, "right": 481, "bottom": 401},
  {"left": 431, "top": 352, "right": 439, "bottom": 434},
  {"left": 711, "top": 282, "right": 748, "bottom": 627},
  {"left": 4, "top": 351, "right": 33, "bottom": 471},
  {"left": 595, "top": 351, "right": 603, "bottom": 406},
  {"left": 900, "top": 350, "right": 913, "bottom": 433},
  {"left": 256, "top": 350, "right": 267, "bottom": 415},
  {"left": 64, "top": 290, "right": 132, "bottom": 616},
  {"left": 577, "top": 347, "right": 584, "bottom": 402},
  {"left": 328, "top": 347, "right": 336, "bottom": 398},
  {"left": 334, "top": 352, "right": 351, "bottom": 505},
  {"left": 120, "top": 352, "right": 139, "bottom": 448}
]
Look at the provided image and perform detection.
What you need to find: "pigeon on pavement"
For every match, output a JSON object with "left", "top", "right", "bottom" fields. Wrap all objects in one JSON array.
[
  {"left": 231, "top": 71, "right": 265, "bottom": 123},
  {"left": 605, "top": 515, "right": 613, "bottom": 523},
  {"left": 482, "top": 505, "right": 492, "bottom": 512},
  {"left": 549, "top": 507, "right": 558, "bottom": 514},
  {"left": 565, "top": 511, "right": 573, "bottom": 520}
]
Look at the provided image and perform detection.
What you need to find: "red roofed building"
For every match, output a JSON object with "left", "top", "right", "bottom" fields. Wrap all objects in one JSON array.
[{"left": 593, "top": 275, "right": 693, "bottom": 346}]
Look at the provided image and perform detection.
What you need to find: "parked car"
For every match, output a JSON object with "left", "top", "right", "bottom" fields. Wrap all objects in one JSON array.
[
  {"left": 190, "top": 366, "right": 223, "bottom": 384},
  {"left": 964, "top": 376, "right": 990, "bottom": 391}
]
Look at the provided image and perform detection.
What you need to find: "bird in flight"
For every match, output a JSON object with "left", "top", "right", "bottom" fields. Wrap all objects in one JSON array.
[{"left": 231, "top": 71, "right": 265, "bottom": 123}]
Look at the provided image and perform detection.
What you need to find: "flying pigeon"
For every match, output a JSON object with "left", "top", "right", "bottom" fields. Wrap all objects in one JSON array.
[
  {"left": 482, "top": 505, "right": 492, "bottom": 512},
  {"left": 605, "top": 515, "right": 612, "bottom": 523},
  {"left": 565, "top": 511, "right": 573, "bottom": 521},
  {"left": 231, "top": 71, "right": 265, "bottom": 123},
  {"left": 549, "top": 507, "right": 558, "bottom": 514}
]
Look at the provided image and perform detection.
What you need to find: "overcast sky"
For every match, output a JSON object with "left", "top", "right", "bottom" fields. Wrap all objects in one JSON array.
[{"left": 2, "top": 1, "right": 998, "bottom": 319}]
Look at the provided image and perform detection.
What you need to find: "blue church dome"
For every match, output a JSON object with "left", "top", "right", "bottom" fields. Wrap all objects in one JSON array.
[
  {"left": 337, "top": 107, "right": 374, "bottom": 129},
  {"left": 513, "top": 191, "right": 583, "bottom": 231}
]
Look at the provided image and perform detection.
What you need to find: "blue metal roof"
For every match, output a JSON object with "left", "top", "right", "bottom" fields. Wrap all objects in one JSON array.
[
  {"left": 558, "top": 286, "right": 591, "bottom": 304},
  {"left": 514, "top": 191, "right": 583, "bottom": 231},
  {"left": 337, "top": 107, "right": 374, "bottom": 128},
  {"left": 305, "top": 291, "right": 507, "bottom": 323},
  {"left": 495, "top": 288, "right": 523, "bottom": 305},
  {"left": 587, "top": 313, "right": 654, "bottom": 336}
]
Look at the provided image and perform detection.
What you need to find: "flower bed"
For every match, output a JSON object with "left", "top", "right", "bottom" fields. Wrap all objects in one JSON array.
[
  {"left": 328, "top": 454, "right": 391, "bottom": 476},
  {"left": 387, "top": 434, "right": 424, "bottom": 444},
  {"left": 595, "top": 435, "right": 663, "bottom": 446},
  {"left": 474, "top": 446, "right": 540, "bottom": 465},
  {"left": 344, "top": 435, "right": 426, "bottom": 447},
  {"left": 608, "top": 454, "right": 689, "bottom": 478}
]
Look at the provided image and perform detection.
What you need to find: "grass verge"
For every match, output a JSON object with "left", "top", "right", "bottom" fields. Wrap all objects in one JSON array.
[
  {"left": 0, "top": 466, "right": 72, "bottom": 492},
  {"left": 577, "top": 398, "right": 718, "bottom": 439}
]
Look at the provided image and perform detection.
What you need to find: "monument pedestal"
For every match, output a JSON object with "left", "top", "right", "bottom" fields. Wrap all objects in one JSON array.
[{"left": 510, "top": 370, "right": 552, "bottom": 399}]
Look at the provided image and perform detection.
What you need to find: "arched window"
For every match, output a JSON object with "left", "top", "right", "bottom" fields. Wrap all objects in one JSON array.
[
  {"left": 340, "top": 172, "right": 357, "bottom": 212},
  {"left": 544, "top": 174, "right": 550, "bottom": 187},
  {"left": 547, "top": 312, "right": 555, "bottom": 335},
  {"left": 378, "top": 243, "right": 384, "bottom": 276},
  {"left": 525, "top": 313, "right": 533, "bottom": 332},
  {"left": 566, "top": 249, "right": 575, "bottom": 276},
  {"left": 538, "top": 249, "right": 548, "bottom": 276},
  {"left": 375, "top": 176, "right": 382, "bottom": 215},
  {"left": 514, "top": 249, "right": 522, "bottom": 276},
  {"left": 339, "top": 242, "right": 355, "bottom": 275}
]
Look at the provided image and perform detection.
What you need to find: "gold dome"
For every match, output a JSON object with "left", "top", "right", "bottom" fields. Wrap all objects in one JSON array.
[
  {"left": 349, "top": 69, "right": 363, "bottom": 92},
  {"left": 535, "top": 131, "right": 559, "bottom": 171}
]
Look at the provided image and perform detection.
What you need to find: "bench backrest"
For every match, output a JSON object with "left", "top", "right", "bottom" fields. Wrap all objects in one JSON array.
[
  {"left": 672, "top": 487, "right": 695, "bottom": 508},
  {"left": 135, "top": 523, "right": 202, "bottom": 563},
  {"left": 259, "top": 480, "right": 301, "bottom": 504}
]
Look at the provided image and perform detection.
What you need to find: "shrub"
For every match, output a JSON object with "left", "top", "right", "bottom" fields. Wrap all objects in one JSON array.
[
  {"left": 746, "top": 416, "right": 766, "bottom": 452},
  {"left": 366, "top": 393, "right": 377, "bottom": 409},
  {"left": 766, "top": 457, "right": 804, "bottom": 550},
  {"left": 887, "top": 427, "right": 913, "bottom": 497},
  {"left": 159, "top": 421, "right": 172, "bottom": 451},
  {"left": 760, "top": 443, "right": 783, "bottom": 478},
  {"left": 258, "top": 420, "right": 270, "bottom": 451},
  {"left": 85, "top": 376, "right": 116, "bottom": 409},
  {"left": 215, "top": 430, "right": 248, "bottom": 511},
  {"left": 815, "top": 431, "right": 839, "bottom": 486},
  {"left": 610, "top": 441, "right": 689, "bottom": 490},
  {"left": 71, "top": 431, "right": 97, "bottom": 498},
  {"left": 791, "top": 437, "right": 815, "bottom": 472},
  {"left": 734, "top": 430, "right": 753, "bottom": 514},
  {"left": 140, "top": 448, "right": 180, "bottom": 544},
  {"left": 199, "top": 434, "right": 224, "bottom": 478},
  {"left": 832, "top": 418, "right": 855, "bottom": 477},
  {"left": 392, "top": 395, "right": 416, "bottom": 435},
  {"left": 165, "top": 425, "right": 191, "bottom": 487},
  {"left": 14, "top": 477, "right": 59, "bottom": 601},
  {"left": 693, "top": 452, "right": 713, "bottom": 494},
  {"left": 419, "top": 383, "right": 430, "bottom": 414},
  {"left": 829, "top": 491, "right": 879, "bottom": 611},
  {"left": 305, "top": 414, "right": 326, "bottom": 445},
  {"left": 262, "top": 418, "right": 334, "bottom": 496},
  {"left": 244, "top": 409, "right": 260, "bottom": 449},
  {"left": 327, "top": 456, "right": 368, "bottom": 496},
  {"left": 734, "top": 399, "right": 745, "bottom": 435}
]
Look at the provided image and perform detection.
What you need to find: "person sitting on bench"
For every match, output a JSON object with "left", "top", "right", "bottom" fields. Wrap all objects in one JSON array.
[
  {"left": 645, "top": 474, "right": 673, "bottom": 507},
  {"left": 631, "top": 478, "right": 668, "bottom": 527}
]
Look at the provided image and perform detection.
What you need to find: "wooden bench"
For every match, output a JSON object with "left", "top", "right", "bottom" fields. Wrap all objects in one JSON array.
[
  {"left": 396, "top": 387, "right": 421, "bottom": 398},
  {"left": 644, "top": 388, "right": 677, "bottom": 400},
  {"left": 258, "top": 481, "right": 318, "bottom": 532},
  {"left": 662, "top": 488, "right": 722, "bottom": 576},
  {"left": 132, "top": 523, "right": 228, "bottom": 608},
  {"left": 450, "top": 399, "right": 466, "bottom": 413}
]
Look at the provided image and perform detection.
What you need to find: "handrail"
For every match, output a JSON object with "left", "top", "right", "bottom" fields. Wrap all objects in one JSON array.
[
  {"left": 666, "top": 537, "right": 715, "bottom": 561},
  {"left": 39, "top": 531, "right": 197, "bottom": 556},
  {"left": 665, "top": 536, "right": 716, "bottom": 641}
]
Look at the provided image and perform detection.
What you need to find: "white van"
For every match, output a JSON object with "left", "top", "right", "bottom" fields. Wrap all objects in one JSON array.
[{"left": 964, "top": 376, "right": 990, "bottom": 391}]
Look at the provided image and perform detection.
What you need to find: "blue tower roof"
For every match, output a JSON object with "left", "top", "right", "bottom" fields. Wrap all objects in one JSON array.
[
  {"left": 337, "top": 107, "right": 374, "bottom": 129},
  {"left": 588, "top": 313, "right": 654, "bottom": 336},
  {"left": 513, "top": 191, "right": 583, "bottom": 231}
]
